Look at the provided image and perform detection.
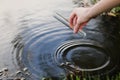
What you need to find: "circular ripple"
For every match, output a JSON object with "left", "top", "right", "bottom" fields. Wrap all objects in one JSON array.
[
  {"left": 15, "top": 19, "right": 83, "bottom": 79},
  {"left": 54, "top": 40, "right": 117, "bottom": 75},
  {"left": 13, "top": 16, "right": 120, "bottom": 79}
]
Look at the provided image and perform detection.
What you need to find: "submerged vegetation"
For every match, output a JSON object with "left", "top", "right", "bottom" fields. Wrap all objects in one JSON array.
[
  {"left": 110, "top": 6, "right": 120, "bottom": 16},
  {"left": 41, "top": 73, "right": 120, "bottom": 80},
  {"left": 65, "top": 73, "right": 120, "bottom": 80}
]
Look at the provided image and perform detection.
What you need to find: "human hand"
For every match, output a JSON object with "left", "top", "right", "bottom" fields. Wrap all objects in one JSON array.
[{"left": 69, "top": 7, "right": 91, "bottom": 33}]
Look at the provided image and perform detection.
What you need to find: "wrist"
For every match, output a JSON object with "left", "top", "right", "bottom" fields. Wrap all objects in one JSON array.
[{"left": 85, "top": 7, "right": 93, "bottom": 20}]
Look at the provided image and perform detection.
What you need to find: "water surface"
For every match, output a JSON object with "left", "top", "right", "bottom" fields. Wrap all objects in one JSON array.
[{"left": 0, "top": 0, "right": 74, "bottom": 79}]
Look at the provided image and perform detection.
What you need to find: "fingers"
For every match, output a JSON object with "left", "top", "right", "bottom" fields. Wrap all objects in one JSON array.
[
  {"left": 69, "top": 8, "right": 88, "bottom": 33},
  {"left": 69, "top": 14, "right": 84, "bottom": 33},
  {"left": 74, "top": 20, "right": 88, "bottom": 33},
  {"left": 69, "top": 11, "right": 76, "bottom": 27},
  {"left": 73, "top": 16, "right": 77, "bottom": 27},
  {"left": 74, "top": 23, "right": 80, "bottom": 33}
]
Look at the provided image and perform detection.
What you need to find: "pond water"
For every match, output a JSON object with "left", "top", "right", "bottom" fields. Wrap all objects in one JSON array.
[
  {"left": 0, "top": 0, "right": 75, "bottom": 79},
  {"left": 0, "top": 0, "right": 120, "bottom": 80}
]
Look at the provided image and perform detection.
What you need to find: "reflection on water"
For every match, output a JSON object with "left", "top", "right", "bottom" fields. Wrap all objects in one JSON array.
[{"left": 0, "top": 0, "right": 74, "bottom": 79}]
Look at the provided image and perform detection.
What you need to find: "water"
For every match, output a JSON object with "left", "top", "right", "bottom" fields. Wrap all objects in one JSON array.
[
  {"left": 11, "top": 14, "right": 120, "bottom": 79},
  {"left": 0, "top": 0, "right": 120, "bottom": 80},
  {"left": 0, "top": 0, "right": 75, "bottom": 79}
]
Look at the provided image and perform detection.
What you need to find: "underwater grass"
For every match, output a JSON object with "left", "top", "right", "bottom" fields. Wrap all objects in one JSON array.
[
  {"left": 65, "top": 73, "right": 120, "bottom": 80},
  {"left": 41, "top": 73, "right": 120, "bottom": 80}
]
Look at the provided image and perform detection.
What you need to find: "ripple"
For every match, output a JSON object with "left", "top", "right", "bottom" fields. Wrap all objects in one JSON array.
[{"left": 12, "top": 15, "right": 120, "bottom": 79}]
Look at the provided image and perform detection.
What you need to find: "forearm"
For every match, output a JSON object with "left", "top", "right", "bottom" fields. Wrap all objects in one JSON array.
[{"left": 87, "top": 0, "right": 120, "bottom": 18}]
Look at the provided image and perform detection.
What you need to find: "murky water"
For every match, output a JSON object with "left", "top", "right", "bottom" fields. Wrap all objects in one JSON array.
[{"left": 0, "top": 0, "right": 120, "bottom": 80}]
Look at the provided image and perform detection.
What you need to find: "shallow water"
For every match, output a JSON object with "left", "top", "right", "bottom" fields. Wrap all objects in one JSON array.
[
  {"left": 0, "top": 0, "right": 120, "bottom": 80},
  {"left": 0, "top": 0, "right": 74, "bottom": 79}
]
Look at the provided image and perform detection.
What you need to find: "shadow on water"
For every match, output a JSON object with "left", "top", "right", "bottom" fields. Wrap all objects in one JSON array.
[{"left": 0, "top": 0, "right": 120, "bottom": 80}]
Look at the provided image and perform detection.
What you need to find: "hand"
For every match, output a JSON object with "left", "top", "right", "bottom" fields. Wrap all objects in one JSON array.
[{"left": 69, "top": 7, "right": 91, "bottom": 33}]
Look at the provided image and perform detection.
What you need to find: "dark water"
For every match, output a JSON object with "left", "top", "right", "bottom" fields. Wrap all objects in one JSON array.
[{"left": 0, "top": 0, "right": 120, "bottom": 80}]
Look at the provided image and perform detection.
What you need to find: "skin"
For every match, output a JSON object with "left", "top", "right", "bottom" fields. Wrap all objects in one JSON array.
[{"left": 69, "top": 0, "right": 120, "bottom": 33}]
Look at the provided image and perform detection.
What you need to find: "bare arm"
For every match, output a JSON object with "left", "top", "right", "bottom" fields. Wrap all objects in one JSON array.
[
  {"left": 69, "top": 0, "right": 120, "bottom": 33},
  {"left": 88, "top": 0, "right": 120, "bottom": 18}
]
